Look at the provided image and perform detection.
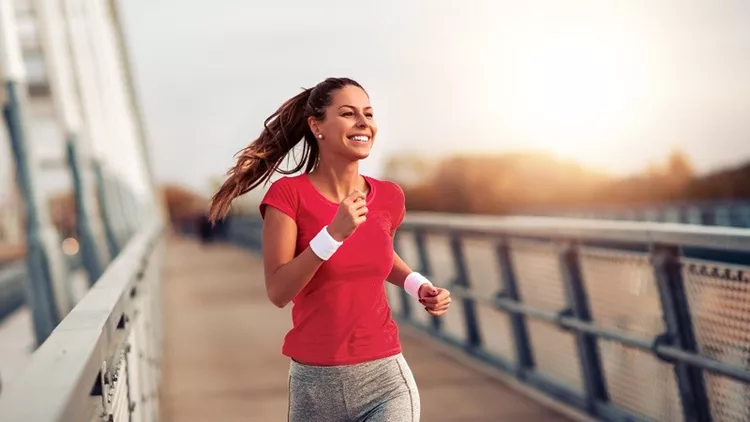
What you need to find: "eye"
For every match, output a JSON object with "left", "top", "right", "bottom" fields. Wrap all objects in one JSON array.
[
  {"left": 341, "top": 111, "right": 354, "bottom": 117},
  {"left": 365, "top": 112, "right": 374, "bottom": 119}
]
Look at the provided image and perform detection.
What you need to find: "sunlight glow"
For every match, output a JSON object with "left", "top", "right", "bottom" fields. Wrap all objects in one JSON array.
[{"left": 498, "top": 32, "right": 652, "bottom": 164}]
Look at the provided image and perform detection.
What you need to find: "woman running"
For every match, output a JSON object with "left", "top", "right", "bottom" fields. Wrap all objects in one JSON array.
[{"left": 208, "top": 77, "right": 452, "bottom": 421}]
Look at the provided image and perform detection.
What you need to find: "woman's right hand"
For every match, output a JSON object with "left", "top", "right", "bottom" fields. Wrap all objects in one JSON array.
[{"left": 327, "top": 189, "right": 367, "bottom": 241}]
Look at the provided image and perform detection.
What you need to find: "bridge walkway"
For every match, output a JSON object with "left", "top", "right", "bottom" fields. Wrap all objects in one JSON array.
[{"left": 158, "top": 236, "right": 578, "bottom": 422}]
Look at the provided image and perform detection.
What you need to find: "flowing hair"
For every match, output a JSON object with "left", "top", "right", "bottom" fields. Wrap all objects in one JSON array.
[{"left": 208, "top": 77, "right": 365, "bottom": 223}]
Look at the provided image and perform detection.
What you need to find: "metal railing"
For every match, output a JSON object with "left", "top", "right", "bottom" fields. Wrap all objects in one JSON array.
[
  {"left": 221, "top": 212, "right": 750, "bottom": 422},
  {"left": 0, "top": 219, "right": 164, "bottom": 422},
  {"left": 0, "top": 261, "right": 26, "bottom": 321},
  {"left": 522, "top": 200, "right": 750, "bottom": 228}
]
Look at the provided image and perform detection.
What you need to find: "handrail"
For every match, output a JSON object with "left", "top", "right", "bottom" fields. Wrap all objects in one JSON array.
[
  {"left": 404, "top": 212, "right": 750, "bottom": 251},
  {"left": 516, "top": 199, "right": 750, "bottom": 228},
  {"left": 224, "top": 211, "right": 750, "bottom": 422},
  {"left": 0, "top": 219, "right": 163, "bottom": 422}
]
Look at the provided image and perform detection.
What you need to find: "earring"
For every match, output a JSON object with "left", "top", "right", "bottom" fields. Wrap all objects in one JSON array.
[{"left": 317, "top": 134, "right": 323, "bottom": 139}]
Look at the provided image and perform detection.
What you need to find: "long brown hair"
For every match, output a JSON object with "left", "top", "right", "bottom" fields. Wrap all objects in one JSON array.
[{"left": 208, "top": 77, "right": 365, "bottom": 223}]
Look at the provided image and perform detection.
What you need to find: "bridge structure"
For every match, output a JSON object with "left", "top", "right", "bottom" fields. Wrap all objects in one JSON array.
[{"left": 1, "top": 1, "right": 750, "bottom": 421}]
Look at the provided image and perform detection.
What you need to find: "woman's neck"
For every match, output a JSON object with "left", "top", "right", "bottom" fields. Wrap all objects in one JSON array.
[{"left": 309, "top": 158, "right": 366, "bottom": 203}]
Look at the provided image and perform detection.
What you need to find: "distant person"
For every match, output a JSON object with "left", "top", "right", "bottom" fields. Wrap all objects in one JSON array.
[
  {"left": 208, "top": 77, "right": 452, "bottom": 421},
  {"left": 197, "top": 213, "right": 214, "bottom": 243}
]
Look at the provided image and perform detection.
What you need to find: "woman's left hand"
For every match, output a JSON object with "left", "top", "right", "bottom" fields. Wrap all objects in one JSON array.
[{"left": 418, "top": 284, "right": 452, "bottom": 316}]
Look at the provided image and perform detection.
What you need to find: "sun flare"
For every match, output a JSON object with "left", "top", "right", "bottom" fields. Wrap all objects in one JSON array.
[{"left": 497, "top": 32, "right": 652, "bottom": 164}]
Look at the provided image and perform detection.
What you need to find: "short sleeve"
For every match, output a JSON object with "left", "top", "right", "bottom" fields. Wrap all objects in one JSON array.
[
  {"left": 259, "top": 177, "right": 298, "bottom": 221},
  {"left": 390, "top": 182, "right": 406, "bottom": 234}
]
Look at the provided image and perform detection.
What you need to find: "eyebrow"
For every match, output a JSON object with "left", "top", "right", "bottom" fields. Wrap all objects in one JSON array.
[{"left": 338, "top": 105, "right": 373, "bottom": 111}]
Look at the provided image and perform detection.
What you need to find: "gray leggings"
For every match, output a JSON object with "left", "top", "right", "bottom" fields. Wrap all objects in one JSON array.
[{"left": 287, "top": 353, "right": 420, "bottom": 422}]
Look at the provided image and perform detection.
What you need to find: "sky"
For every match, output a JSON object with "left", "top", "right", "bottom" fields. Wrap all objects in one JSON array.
[{"left": 119, "top": 0, "right": 750, "bottom": 194}]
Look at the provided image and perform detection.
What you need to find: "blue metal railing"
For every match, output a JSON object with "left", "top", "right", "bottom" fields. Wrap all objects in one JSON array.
[
  {"left": 522, "top": 199, "right": 750, "bottom": 228},
  {"left": 0, "top": 261, "right": 26, "bottom": 321},
  {"left": 219, "top": 212, "right": 750, "bottom": 422},
  {"left": 0, "top": 169, "right": 143, "bottom": 329}
]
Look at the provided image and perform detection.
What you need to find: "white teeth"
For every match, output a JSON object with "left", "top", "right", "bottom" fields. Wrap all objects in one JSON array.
[{"left": 350, "top": 135, "right": 369, "bottom": 142}]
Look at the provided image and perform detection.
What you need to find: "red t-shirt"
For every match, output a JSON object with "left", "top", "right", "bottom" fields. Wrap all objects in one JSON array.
[{"left": 259, "top": 173, "right": 405, "bottom": 366}]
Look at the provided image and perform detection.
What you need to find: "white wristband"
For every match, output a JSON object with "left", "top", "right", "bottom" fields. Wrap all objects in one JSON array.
[
  {"left": 404, "top": 272, "right": 432, "bottom": 299},
  {"left": 309, "top": 226, "right": 343, "bottom": 261}
]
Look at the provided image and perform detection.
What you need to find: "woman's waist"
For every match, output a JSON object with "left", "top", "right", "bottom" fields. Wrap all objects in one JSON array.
[{"left": 288, "top": 350, "right": 404, "bottom": 380}]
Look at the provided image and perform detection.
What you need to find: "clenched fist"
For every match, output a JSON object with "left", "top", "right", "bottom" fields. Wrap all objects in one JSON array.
[
  {"left": 419, "top": 284, "right": 452, "bottom": 317},
  {"left": 327, "top": 189, "right": 368, "bottom": 241}
]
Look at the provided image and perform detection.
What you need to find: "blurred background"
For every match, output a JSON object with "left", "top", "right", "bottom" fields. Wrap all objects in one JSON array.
[
  {"left": 2, "top": 0, "right": 750, "bottom": 421},
  {"left": 118, "top": 0, "right": 750, "bottom": 224}
]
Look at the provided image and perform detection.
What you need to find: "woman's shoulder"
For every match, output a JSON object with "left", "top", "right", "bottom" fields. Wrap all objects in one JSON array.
[
  {"left": 263, "top": 174, "right": 308, "bottom": 197},
  {"left": 365, "top": 175, "right": 404, "bottom": 201},
  {"left": 269, "top": 173, "right": 306, "bottom": 187},
  {"left": 259, "top": 174, "right": 307, "bottom": 219}
]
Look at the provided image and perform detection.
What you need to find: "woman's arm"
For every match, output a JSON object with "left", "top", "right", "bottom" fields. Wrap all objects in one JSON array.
[
  {"left": 386, "top": 251, "right": 413, "bottom": 288},
  {"left": 387, "top": 250, "right": 453, "bottom": 317},
  {"left": 261, "top": 189, "right": 367, "bottom": 308},
  {"left": 261, "top": 207, "right": 325, "bottom": 308}
]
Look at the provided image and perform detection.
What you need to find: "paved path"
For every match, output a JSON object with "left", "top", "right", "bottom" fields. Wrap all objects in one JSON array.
[{"left": 159, "top": 236, "right": 576, "bottom": 421}]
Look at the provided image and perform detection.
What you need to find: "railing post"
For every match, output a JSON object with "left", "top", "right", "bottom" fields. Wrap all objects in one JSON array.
[
  {"left": 115, "top": 179, "right": 136, "bottom": 240},
  {"left": 121, "top": 180, "right": 140, "bottom": 243},
  {"left": 558, "top": 241, "right": 608, "bottom": 414},
  {"left": 728, "top": 204, "right": 746, "bottom": 228},
  {"left": 495, "top": 239, "right": 533, "bottom": 376},
  {"left": 393, "top": 230, "right": 413, "bottom": 320},
  {"left": 93, "top": 161, "right": 120, "bottom": 258},
  {"left": 3, "top": 89, "right": 68, "bottom": 344},
  {"left": 1, "top": 1, "right": 70, "bottom": 345},
  {"left": 111, "top": 177, "right": 130, "bottom": 246},
  {"left": 652, "top": 244, "right": 711, "bottom": 422},
  {"left": 449, "top": 235, "right": 482, "bottom": 349},
  {"left": 414, "top": 230, "right": 441, "bottom": 332},
  {"left": 66, "top": 138, "right": 108, "bottom": 284}
]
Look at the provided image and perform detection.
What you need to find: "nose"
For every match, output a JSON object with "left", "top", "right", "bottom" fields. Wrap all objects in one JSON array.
[{"left": 355, "top": 115, "right": 367, "bottom": 128}]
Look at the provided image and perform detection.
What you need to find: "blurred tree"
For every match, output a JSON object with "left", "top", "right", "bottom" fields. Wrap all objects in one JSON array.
[
  {"left": 666, "top": 149, "right": 694, "bottom": 181},
  {"left": 396, "top": 152, "right": 613, "bottom": 214},
  {"left": 382, "top": 154, "right": 438, "bottom": 187},
  {"left": 388, "top": 147, "right": 750, "bottom": 215},
  {"left": 684, "top": 162, "right": 750, "bottom": 200},
  {"left": 161, "top": 185, "right": 207, "bottom": 225},
  {"left": 591, "top": 148, "right": 695, "bottom": 205}
]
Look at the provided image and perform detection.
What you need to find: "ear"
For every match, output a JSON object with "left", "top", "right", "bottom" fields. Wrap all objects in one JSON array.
[{"left": 307, "top": 116, "right": 320, "bottom": 137}]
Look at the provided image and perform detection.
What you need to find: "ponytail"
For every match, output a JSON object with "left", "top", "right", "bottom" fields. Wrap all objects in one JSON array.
[
  {"left": 208, "top": 88, "right": 317, "bottom": 223},
  {"left": 207, "top": 77, "right": 365, "bottom": 223}
]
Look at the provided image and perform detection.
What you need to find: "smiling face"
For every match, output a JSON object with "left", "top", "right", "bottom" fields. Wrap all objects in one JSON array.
[{"left": 308, "top": 84, "right": 377, "bottom": 162}]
